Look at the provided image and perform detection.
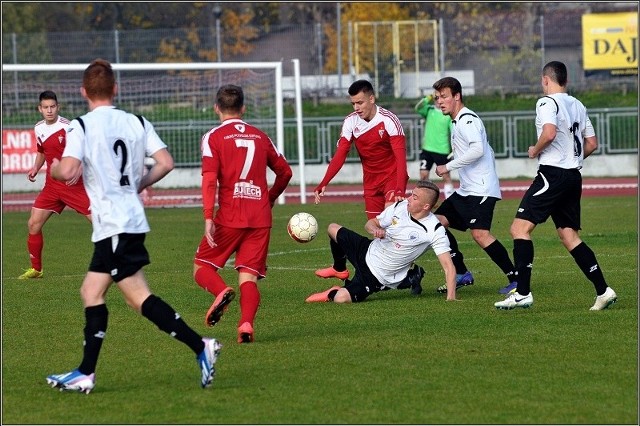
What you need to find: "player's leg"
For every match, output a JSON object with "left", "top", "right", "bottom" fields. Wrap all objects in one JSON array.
[
  {"left": 193, "top": 226, "right": 239, "bottom": 327},
  {"left": 551, "top": 173, "right": 616, "bottom": 310},
  {"left": 21, "top": 207, "right": 54, "bottom": 277},
  {"left": 113, "top": 234, "right": 220, "bottom": 387},
  {"left": 233, "top": 227, "right": 270, "bottom": 343},
  {"left": 467, "top": 197, "right": 517, "bottom": 293},
  {"left": 315, "top": 223, "right": 350, "bottom": 279},
  {"left": 433, "top": 195, "right": 474, "bottom": 292},
  {"left": 419, "top": 150, "right": 430, "bottom": 181}
]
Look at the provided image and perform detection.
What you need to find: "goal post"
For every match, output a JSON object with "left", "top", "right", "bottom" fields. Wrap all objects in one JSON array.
[{"left": 2, "top": 61, "right": 303, "bottom": 205}]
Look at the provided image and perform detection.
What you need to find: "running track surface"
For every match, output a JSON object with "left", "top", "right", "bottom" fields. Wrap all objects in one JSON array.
[{"left": 3, "top": 177, "right": 637, "bottom": 212}]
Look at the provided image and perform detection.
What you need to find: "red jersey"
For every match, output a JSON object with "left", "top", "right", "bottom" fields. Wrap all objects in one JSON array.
[
  {"left": 34, "top": 116, "right": 82, "bottom": 188},
  {"left": 316, "top": 106, "right": 408, "bottom": 195},
  {"left": 201, "top": 118, "right": 292, "bottom": 228}
]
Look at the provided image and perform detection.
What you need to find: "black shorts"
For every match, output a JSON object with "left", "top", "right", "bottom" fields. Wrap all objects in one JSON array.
[
  {"left": 419, "top": 150, "right": 450, "bottom": 171},
  {"left": 336, "top": 227, "right": 384, "bottom": 303},
  {"left": 516, "top": 165, "right": 582, "bottom": 230},
  {"left": 89, "top": 233, "right": 150, "bottom": 282},
  {"left": 434, "top": 192, "right": 499, "bottom": 231}
]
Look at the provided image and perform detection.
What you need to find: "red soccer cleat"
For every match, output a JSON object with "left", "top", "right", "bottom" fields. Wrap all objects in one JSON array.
[
  {"left": 205, "top": 287, "right": 235, "bottom": 327},
  {"left": 237, "top": 322, "right": 254, "bottom": 344},
  {"left": 305, "top": 285, "right": 341, "bottom": 303},
  {"left": 314, "top": 267, "right": 349, "bottom": 280}
]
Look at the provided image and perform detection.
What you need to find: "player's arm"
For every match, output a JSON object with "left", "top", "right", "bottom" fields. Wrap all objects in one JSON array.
[
  {"left": 583, "top": 135, "right": 598, "bottom": 159},
  {"left": 268, "top": 154, "right": 293, "bottom": 206},
  {"left": 50, "top": 156, "right": 81, "bottom": 182},
  {"left": 139, "top": 147, "right": 174, "bottom": 192},
  {"left": 436, "top": 250, "right": 457, "bottom": 301},
  {"left": 364, "top": 217, "right": 385, "bottom": 239},
  {"left": 28, "top": 152, "right": 46, "bottom": 182},
  {"left": 201, "top": 170, "right": 218, "bottom": 248},
  {"left": 314, "top": 136, "right": 351, "bottom": 200},
  {"left": 390, "top": 134, "right": 408, "bottom": 198},
  {"left": 529, "top": 123, "right": 556, "bottom": 159}
]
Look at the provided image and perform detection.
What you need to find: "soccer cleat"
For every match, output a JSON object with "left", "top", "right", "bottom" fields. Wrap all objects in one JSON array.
[
  {"left": 494, "top": 291, "right": 534, "bottom": 310},
  {"left": 436, "top": 271, "right": 474, "bottom": 293},
  {"left": 205, "top": 287, "right": 235, "bottom": 327},
  {"left": 305, "top": 285, "right": 341, "bottom": 303},
  {"left": 590, "top": 287, "right": 617, "bottom": 311},
  {"left": 314, "top": 266, "right": 349, "bottom": 280},
  {"left": 237, "top": 322, "right": 254, "bottom": 344},
  {"left": 397, "top": 264, "right": 425, "bottom": 295},
  {"left": 197, "top": 338, "right": 222, "bottom": 388},
  {"left": 18, "top": 267, "right": 43, "bottom": 280},
  {"left": 46, "top": 369, "right": 95, "bottom": 394},
  {"left": 499, "top": 281, "right": 518, "bottom": 294}
]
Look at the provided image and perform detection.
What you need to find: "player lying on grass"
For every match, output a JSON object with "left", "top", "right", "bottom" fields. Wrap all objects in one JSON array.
[{"left": 305, "top": 180, "right": 457, "bottom": 303}]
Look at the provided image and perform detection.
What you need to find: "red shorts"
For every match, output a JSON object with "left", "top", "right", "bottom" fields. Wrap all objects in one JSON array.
[
  {"left": 33, "top": 182, "right": 91, "bottom": 216},
  {"left": 363, "top": 172, "right": 407, "bottom": 219},
  {"left": 194, "top": 225, "right": 271, "bottom": 278}
]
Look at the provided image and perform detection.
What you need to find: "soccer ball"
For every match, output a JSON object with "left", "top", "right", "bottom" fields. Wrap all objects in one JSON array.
[{"left": 287, "top": 212, "right": 318, "bottom": 243}]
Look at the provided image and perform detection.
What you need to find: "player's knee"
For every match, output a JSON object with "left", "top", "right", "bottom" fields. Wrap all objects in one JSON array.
[{"left": 332, "top": 289, "right": 351, "bottom": 303}]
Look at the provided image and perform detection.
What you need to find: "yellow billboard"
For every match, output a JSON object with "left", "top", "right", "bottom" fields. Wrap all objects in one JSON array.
[{"left": 582, "top": 12, "right": 638, "bottom": 76}]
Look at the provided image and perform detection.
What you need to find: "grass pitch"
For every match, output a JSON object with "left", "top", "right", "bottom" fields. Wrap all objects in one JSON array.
[{"left": 2, "top": 195, "right": 637, "bottom": 424}]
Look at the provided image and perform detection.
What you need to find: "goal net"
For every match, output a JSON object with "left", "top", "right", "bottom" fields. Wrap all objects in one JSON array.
[{"left": 2, "top": 62, "right": 294, "bottom": 210}]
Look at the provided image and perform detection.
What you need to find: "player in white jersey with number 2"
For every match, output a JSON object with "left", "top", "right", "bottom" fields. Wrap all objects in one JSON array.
[
  {"left": 495, "top": 61, "right": 617, "bottom": 311},
  {"left": 48, "top": 58, "right": 221, "bottom": 394}
]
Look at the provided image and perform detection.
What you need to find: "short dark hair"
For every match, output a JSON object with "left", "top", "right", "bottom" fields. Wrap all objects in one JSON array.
[
  {"left": 416, "top": 179, "right": 440, "bottom": 206},
  {"left": 216, "top": 84, "right": 244, "bottom": 112},
  {"left": 543, "top": 61, "right": 568, "bottom": 87},
  {"left": 39, "top": 90, "right": 58, "bottom": 103},
  {"left": 348, "top": 79, "right": 374, "bottom": 97},
  {"left": 433, "top": 77, "right": 463, "bottom": 100}
]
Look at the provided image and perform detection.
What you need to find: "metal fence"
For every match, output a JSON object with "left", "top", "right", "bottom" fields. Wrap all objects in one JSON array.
[{"left": 132, "top": 108, "right": 640, "bottom": 166}]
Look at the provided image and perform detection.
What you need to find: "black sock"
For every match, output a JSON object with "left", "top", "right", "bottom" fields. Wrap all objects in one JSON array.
[
  {"left": 327, "top": 289, "right": 339, "bottom": 301},
  {"left": 570, "top": 242, "right": 608, "bottom": 295},
  {"left": 484, "top": 240, "right": 516, "bottom": 282},
  {"left": 141, "top": 295, "right": 204, "bottom": 355},
  {"left": 446, "top": 230, "right": 468, "bottom": 274},
  {"left": 330, "top": 238, "right": 347, "bottom": 272},
  {"left": 78, "top": 304, "right": 108, "bottom": 375},
  {"left": 513, "top": 239, "right": 533, "bottom": 295}
]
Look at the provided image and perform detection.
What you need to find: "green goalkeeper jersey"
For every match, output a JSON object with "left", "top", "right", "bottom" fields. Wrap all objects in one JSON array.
[{"left": 416, "top": 99, "right": 452, "bottom": 155}]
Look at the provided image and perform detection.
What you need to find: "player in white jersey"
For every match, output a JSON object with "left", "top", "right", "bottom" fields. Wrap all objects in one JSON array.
[
  {"left": 305, "top": 180, "right": 457, "bottom": 303},
  {"left": 47, "top": 59, "right": 221, "bottom": 394},
  {"left": 495, "top": 61, "right": 617, "bottom": 311},
  {"left": 432, "top": 76, "right": 518, "bottom": 295}
]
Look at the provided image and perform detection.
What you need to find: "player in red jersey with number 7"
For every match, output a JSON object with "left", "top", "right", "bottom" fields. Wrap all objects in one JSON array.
[
  {"left": 313, "top": 79, "right": 409, "bottom": 281},
  {"left": 193, "top": 84, "right": 292, "bottom": 344}
]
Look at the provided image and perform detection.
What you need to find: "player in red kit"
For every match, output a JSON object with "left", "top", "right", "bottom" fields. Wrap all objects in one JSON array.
[
  {"left": 314, "top": 79, "right": 409, "bottom": 280},
  {"left": 193, "top": 84, "right": 293, "bottom": 343},
  {"left": 19, "top": 91, "right": 91, "bottom": 280}
]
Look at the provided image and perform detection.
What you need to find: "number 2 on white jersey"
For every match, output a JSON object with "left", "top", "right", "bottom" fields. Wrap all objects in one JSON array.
[{"left": 235, "top": 138, "right": 255, "bottom": 179}]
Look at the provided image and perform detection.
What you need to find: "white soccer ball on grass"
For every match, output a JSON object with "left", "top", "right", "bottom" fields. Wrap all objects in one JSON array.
[{"left": 287, "top": 212, "right": 318, "bottom": 243}]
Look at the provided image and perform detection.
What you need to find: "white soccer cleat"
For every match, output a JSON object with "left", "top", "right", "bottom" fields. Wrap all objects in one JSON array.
[
  {"left": 494, "top": 291, "right": 533, "bottom": 310},
  {"left": 589, "top": 287, "right": 617, "bottom": 311},
  {"left": 198, "top": 338, "right": 222, "bottom": 388}
]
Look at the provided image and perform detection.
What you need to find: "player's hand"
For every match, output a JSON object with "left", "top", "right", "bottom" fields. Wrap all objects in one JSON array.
[
  {"left": 314, "top": 186, "right": 326, "bottom": 205},
  {"left": 27, "top": 169, "right": 37, "bottom": 182},
  {"left": 527, "top": 146, "right": 538, "bottom": 159},
  {"left": 205, "top": 219, "right": 217, "bottom": 248},
  {"left": 435, "top": 165, "right": 448, "bottom": 177},
  {"left": 66, "top": 164, "right": 83, "bottom": 186}
]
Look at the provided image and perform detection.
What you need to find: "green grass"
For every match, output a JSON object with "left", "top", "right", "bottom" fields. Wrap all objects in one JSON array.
[{"left": 2, "top": 196, "right": 638, "bottom": 424}]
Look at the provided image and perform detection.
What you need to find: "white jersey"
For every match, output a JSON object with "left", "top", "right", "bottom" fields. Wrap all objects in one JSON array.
[
  {"left": 366, "top": 201, "right": 451, "bottom": 288},
  {"left": 63, "top": 106, "right": 167, "bottom": 242},
  {"left": 535, "top": 93, "right": 595, "bottom": 169},
  {"left": 447, "top": 107, "right": 501, "bottom": 198}
]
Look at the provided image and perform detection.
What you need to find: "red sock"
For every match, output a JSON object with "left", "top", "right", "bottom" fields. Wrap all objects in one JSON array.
[
  {"left": 27, "top": 232, "right": 43, "bottom": 271},
  {"left": 194, "top": 266, "right": 229, "bottom": 296},
  {"left": 238, "top": 281, "right": 261, "bottom": 327}
]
